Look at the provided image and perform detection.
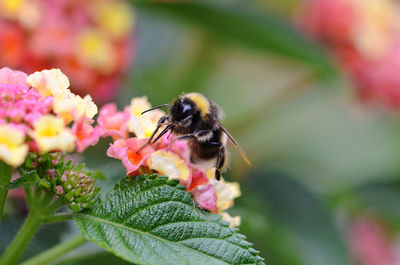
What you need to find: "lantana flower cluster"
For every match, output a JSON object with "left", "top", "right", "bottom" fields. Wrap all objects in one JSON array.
[
  {"left": 1, "top": 66, "right": 241, "bottom": 225},
  {"left": 98, "top": 97, "right": 242, "bottom": 226},
  {"left": 0, "top": 0, "right": 135, "bottom": 103},
  {"left": 0, "top": 67, "right": 101, "bottom": 167},
  {"left": 297, "top": 0, "right": 400, "bottom": 108}
]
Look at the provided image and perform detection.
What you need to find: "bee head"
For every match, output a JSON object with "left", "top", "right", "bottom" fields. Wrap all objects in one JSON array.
[{"left": 170, "top": 97, "right": 198, "bottom": 128}]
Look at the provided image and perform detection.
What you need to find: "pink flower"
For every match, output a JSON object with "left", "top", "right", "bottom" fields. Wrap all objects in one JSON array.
[
  {"left": 297, "top": 0, "right": 355, "bottom": 45},
  {"left": 189, "top": 169, "right": 210, "bottom": 190},
  {"left": 0, "top": 67, "right": 28, "bottom": 85},
  {"left": 339, "top": 43, "right": 400, "bottom": 108},
  {"left": 107, "top": 138, "right": 155, "bottom": 175},
  {"left": 297, "top": 0, "right": 400, "bottom": 109},
  {"left": 71, "top": 116, "right": 103, "bottom": 153},
  {"left": 0, "top": 0, "right": 136, "bottom": 103},
  {"left": 0, "top": 68, "right": 53, "bottom": 128},
  {"left": 191, "top": 184, "right": 217, "bottom": 212},
  {"left": 349, "top": 217, "right": 396, "bottom": 265},
  {"left": 0, "top": 67, "right": 102, "bottom": 166},
  {"left": 0, "top": 22, "right": 26, "bottom": 68},
  {"left": 97, "top": 103, "right": 130, "bottom": 139}
]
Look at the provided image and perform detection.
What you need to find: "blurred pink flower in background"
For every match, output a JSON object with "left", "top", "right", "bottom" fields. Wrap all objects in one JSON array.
[
  {"left": 0, "top": 0, "right": 136, "bottom": 103},
  {"left": 297, "top": 0, "right": 400, "bottom": 109},
  {"left": 348, "top": 216, "right": 398, "bottom": 265}
]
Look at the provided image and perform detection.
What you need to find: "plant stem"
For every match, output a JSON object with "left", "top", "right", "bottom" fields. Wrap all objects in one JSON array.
[
  {"left": 0, "top": 188, "right": 65, "bottom": 265},
  {"left": 19, "top": 235, "right": 87, "bottom": 265},
  {"left": 0, "top": 161, "right": 13, "bottom": 225},
  {"left": 45, "top": 213, "right": 74, "bottom": 223},
  {"left": 0, "top": 210, "right": 43, "bottom": 265}
]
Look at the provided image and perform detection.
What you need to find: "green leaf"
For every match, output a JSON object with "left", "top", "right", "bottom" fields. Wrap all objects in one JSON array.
[
  {"left": 134, "top": 0, "right": 334, "bottom": 74},
  {"left": 5, "top": 171, "right": 40, "bottom": 190},
  {"left": 75, "top": 175, "right": 264, "bottom": 265},
  {"left": 0, "top": 161, "right": 13, "bottom": 187}
]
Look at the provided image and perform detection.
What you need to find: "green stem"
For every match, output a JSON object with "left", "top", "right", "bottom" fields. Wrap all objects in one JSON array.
[
  {"left": 19, "top": 235, "right": 86, "bottom": 265},
  {"left": 0, "top": 210, "right": 43, "bottom": 265},
  {"left": 45, "top": 213, "right": 74, "bottom": 223},
  {"left": 0, "top": 188, "right": 66, "bottom": 265},
  {"left": 0, "top": 161, "right": 13, "bottom": 225}
]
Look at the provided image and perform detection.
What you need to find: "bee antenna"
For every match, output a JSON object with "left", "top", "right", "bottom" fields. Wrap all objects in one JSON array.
[{"left": 141, "top": 104, "right": 171, "bottom": 115}]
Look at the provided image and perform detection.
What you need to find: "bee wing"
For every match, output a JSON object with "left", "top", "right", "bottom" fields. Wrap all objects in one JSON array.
[{"left": 216, "top": 121, "right": 251, "bottom": 166}]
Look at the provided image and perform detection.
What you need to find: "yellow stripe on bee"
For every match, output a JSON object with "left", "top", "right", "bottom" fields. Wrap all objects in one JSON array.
[{"left": 185, "top": 93, "right": 210, "bottom": 117}]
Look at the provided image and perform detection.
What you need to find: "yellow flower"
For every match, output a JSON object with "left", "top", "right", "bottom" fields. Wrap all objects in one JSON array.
[
  {"left": 212, "top": 178, "right": 241, "bottom": 212},
  {"left": 147, "top": 150, "right": 189, "bottom": 181},
  {"left": 32, "top": 115, "right": 75, "bottom": 153},
  {"left": 52, "top": 89, "right": 76, "bottom": 122},
  {"left": 52, "top": 87, "right": 97, "bottom": 123},
  {"left": 0, "top": 125, "right": 28, "bottom": 167},
  {"left": 128, "top": 97, "right": 165, "bottom": 139},
  {"left": 93, "top": 1, "right": 135, "bottom": 39},
  {"left": 353, "top": 0, "right": 396, "bottom": 58},
  {"left": 27, "top": 69, "right": 97, "bottom": 122},
  {"left": 76, "top": 95, "right": 98, "bottom": 119},
  {"left": 129, "top": 97, "right": 152, "bottom": 116},
  {"left": 27, "top": 69, "right": 70, "bottom": 97},
  {"left": 75, "top": 29, "right": 116, "bottom": 74},
  {"left": 1, "top": 0, "right": 24, "bottom": 19},
  {"left": 220, "top": 212, "right": 241, "bottom": 227},
  {"left": 54, "top": 92, "right": 97, "bottom": 120},
  {"left": 17, "top": 0, "right": 41, "bottom": 29}
]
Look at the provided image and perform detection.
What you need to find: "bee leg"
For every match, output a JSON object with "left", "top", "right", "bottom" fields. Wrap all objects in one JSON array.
[
  {"left": 215, "top": 170, "right": 221, "bottom": 181},
  {"left": 215, "top": 147, "right": 226, "bottom": 181},
  {"left": 193, "top": 130, "right": 213, "bottom": 142},
  {"left": 151, "top": 124, "right": 174, "bottom": 144},
  {"left": 194, "top": 130, "right": 210, "bottom": 137},
  {"left": 178, "top": 115, "right": 193, "bottom": 127},
  {"left": 137, "top": 116, "right": 168, "bottom": 152}
]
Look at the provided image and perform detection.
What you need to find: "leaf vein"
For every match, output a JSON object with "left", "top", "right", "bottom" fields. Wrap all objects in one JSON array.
[{"left": 78, "top": 213, "right": 231, "bottom": 265}]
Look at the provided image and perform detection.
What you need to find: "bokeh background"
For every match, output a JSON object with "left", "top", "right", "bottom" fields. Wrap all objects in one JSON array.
[{"left": 2, "top": 0, "right": 400, "bottom": 265}]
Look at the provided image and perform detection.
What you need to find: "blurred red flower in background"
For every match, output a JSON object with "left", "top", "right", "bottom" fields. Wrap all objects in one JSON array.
[
  {"left": 0, "top": 0, "right": 135, "bottom": 103},
  {"left": 297, "top": 0, "right": 400, "bottom": 109}
]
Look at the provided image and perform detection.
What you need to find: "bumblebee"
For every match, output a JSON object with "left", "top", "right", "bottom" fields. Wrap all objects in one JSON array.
[{"left": 139, "top": 93, "right": 251, "bottom": 180}]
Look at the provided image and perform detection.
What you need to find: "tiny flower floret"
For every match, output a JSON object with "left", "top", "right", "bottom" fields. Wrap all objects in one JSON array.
[
  {"left": 212, "top": 178, "right": 241, "bottom": 212},
  {"left": 0, "top": 67, "right": 27, "bottom": 85},
  {"left": 148, "top": 150, "right": 190, "bottom": 181},
  {"left": 128, "top": 97, "right": 165, "bottom": 139},
  {"left": 27, "top": 69, "right": 70, "bottom": 97},
  {"left": 32, "top": 115, "right": 75, "bottom": 153},
  {"left": 27, "top": 69, "right": 97, "bottom": 122},
  {"left": 0, "top": 124, "right": 28, "bottom": 167},
  {"left": 97, "top": 103, "right": 130, "bottom": 139}
]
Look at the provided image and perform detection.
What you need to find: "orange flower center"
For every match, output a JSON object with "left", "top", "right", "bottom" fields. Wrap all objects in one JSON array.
[{"left": 127, "top": 149, "right": 142, "bottom": 165}]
